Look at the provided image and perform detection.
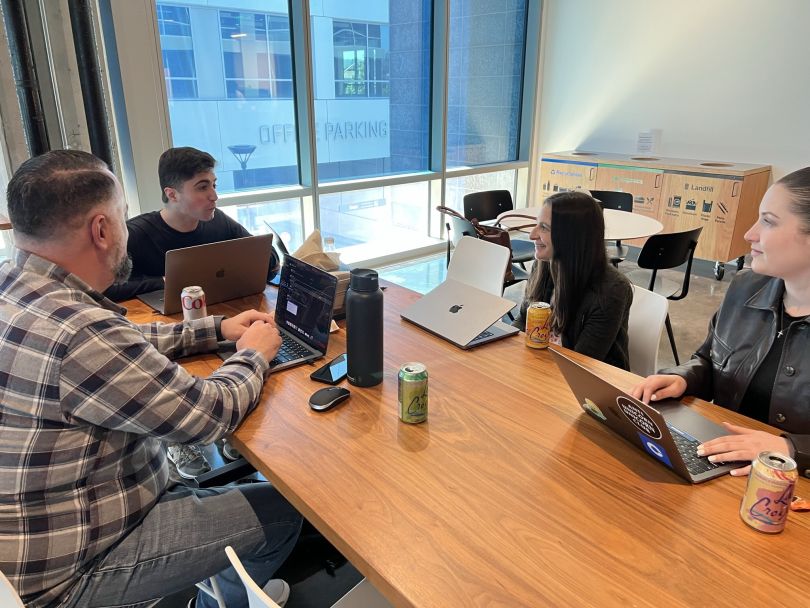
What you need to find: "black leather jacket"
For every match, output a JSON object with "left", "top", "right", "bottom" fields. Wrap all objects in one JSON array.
[{"left": 660, "top": 271, "right": 810, "bottom": 477}]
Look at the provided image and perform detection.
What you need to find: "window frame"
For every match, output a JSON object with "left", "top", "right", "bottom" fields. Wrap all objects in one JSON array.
[{"left": 105, "top": 0, "right": 543, "bottom": 266}]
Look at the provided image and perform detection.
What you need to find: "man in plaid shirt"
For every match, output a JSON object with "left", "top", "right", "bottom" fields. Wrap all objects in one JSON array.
[{"left": 0, "top": 150, "right": 302, "bottom": 607}]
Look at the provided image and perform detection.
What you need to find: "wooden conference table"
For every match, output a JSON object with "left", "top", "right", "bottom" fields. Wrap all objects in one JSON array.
[
  {"left": 498, "top": 207, "right": 664, "bottom": 241},
  {"left": 127, "top": 286, "right": 809, "bottom": 607}
]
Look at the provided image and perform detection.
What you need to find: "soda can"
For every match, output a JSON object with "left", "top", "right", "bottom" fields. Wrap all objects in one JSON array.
[
  {"left": 398, "top": 363, "right": 428, "bottom": 424},
  {"left": 740, "top": 451, "right": 797, "bottom": 533},
  {"left": 181, "top": 285, "right": 208, "bottom": 321},
  {"left": 525, "top": 302, "right": 551, "bottom": 349}
]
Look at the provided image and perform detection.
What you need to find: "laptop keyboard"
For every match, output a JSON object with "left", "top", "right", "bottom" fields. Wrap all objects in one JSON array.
[
  {"left": 270, "top": 334, "right": 313, "bottom": 367},
  {"left": 470, "top": 329, "right": 494, "bottom": 344},
  {"left": 668, "top": 425, "right": 719, "bottom": 476}
]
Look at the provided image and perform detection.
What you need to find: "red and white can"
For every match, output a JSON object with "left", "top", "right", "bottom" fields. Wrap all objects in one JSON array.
[{"left": 181, "top": 285, "right": 208, "bottom": 321}]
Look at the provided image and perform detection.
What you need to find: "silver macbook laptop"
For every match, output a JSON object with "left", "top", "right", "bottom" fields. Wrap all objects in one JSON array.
[
  {"left": 220, "top": 255, "right": 338, "bottom": 373},
  {"left": 551, "top": 348, "right": 744, "bottom": 483},
  {"left": 137, "top": 234, "right": 273, "bottom": 315},
  {"left": 400, "top": 278, "right": 517, "bottom": 349},
  {"left": 400, "top": 236, "right": 519, "bottom": 349}
]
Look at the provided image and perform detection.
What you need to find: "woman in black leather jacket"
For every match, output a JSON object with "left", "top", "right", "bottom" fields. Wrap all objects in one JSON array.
[
  {"left": 515, "top": 191, "right": 632, "bottom": 369},
  {"left": 632, "top": 167, "right": 810, "bottom": 478}
]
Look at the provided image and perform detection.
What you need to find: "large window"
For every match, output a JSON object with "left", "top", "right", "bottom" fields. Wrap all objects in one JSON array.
[
  {"left": 447, "top": 0, "right": 528, "bottom": 166},
  {"left": 333, "top": 21, "right": 390, "bottom": 98},
  {"left": 119, "top": 1, "right": 537, "bottom": 264},
  {"left": 221, "top": 11, "right": 293, "bottom": 99},
  {"left": 312, "top": 2, "right": 431, "bottom": 182},
  {"left": 157, "top": 4, "right": 197, "bottom": 99}
]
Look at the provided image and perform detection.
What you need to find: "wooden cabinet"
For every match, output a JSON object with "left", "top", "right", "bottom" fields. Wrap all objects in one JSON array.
[
  {"left": 539, "top": 152, "right": 771, "bottom": 272},
  {"left": 539, "top": 154, "right": 598, "bottom": 199}
]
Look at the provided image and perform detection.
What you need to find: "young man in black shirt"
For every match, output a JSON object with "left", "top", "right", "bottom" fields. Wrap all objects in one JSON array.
[
  {"left": 105, "top": 147, "right": 280, "bottom": 477},
  {"left": 105, "top": 147, "right": 280, "bottom": 301}
]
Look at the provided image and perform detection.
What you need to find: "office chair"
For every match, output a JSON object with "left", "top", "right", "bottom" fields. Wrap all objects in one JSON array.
[
  {"left": 462, "top": 190, "right": 535, "bottom": 268},
  {"left": 224, "top": 546, "right": 391, "bottom": 608},
  {"left": 0, "top": 570, "right": 24, "bottom": 608},
  {"left": 590, "top": 189, "right": 634, "bottom": 267},
  {"left": 625, "top": 227, "right": 703, "bottom": 365},
  {"left": 627, "top": 285, "right": 669, "bottom": 377}
]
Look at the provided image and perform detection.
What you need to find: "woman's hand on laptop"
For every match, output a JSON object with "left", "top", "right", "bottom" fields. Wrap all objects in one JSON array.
[
  {"left": 222, "top": 310, "right": 275, "bottom": 341},
  {"left": 630, "top": 374, "right": 687, "bottom": 404},
  {"left": 696, "top": 423, "right": 792, "bottom": 476},
  {"left": 236, "top": 318, "right": 282, "bottom": 362}
]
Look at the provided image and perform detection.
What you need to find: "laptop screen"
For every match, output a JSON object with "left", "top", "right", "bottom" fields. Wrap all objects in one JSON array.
[{"left": 275, "top": 257, "right": 337, "bottom": 353}]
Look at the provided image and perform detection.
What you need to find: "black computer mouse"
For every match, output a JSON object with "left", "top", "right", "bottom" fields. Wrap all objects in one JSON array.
[{"left": 308, "top": 386, "right": 351, "bottom": 412}]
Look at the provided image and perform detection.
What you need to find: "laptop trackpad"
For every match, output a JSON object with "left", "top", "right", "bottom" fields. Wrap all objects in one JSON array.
[{"left": 656, "top": 401, "right": 728, "bottom": 442}]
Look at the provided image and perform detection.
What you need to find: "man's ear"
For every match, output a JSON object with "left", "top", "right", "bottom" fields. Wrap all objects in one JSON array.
[
  {"left": 90, "top": 213, "right": 112, "bottom": 251},
  {"left": 164, "top": 186, "right": 178, "bottom": 204}
]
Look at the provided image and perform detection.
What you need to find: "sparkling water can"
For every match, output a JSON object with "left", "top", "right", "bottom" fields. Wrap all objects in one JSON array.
[
  {"left": 398, "top": 363, "right": 428, "bottom": 424},
  {"left": 740, "top": 451, "right": 797, "bottom": 533},
  {"left": 181, "top": 285, "right": 208, "bottom": 321},
  {"left": 525, "top": 302, "right": 551, "bottom": 349}
]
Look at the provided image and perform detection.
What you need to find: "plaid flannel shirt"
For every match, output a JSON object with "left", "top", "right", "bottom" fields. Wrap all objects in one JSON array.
[{"left": 0, "top": 249, "right": 269, "bottom": 607}]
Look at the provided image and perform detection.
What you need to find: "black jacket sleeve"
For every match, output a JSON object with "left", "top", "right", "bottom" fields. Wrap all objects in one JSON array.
[{"left": 103, "top": 277, "right": 165, "bottom": 302}]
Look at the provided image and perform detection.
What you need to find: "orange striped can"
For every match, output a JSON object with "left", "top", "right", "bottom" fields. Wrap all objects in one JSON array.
[{"left": 525, "top": 302, "right": 551, "bottom": 349}]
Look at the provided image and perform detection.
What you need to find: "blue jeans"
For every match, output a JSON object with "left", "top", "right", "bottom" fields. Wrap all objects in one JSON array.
[{"left": 62, "top": 482, "right": 302, "bottom": 608}]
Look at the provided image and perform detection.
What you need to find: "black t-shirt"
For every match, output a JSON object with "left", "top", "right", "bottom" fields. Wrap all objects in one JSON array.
[
  {"left": 104, "top": 209, "right": 279, "bottom": 302},
  {"left": 738, "top": 307, "right": 804, "bottom": 423}
]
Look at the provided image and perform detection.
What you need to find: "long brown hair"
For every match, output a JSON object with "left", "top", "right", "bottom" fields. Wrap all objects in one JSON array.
[{"left": 525, "top": 191, "right": 608, "bottom": 334}]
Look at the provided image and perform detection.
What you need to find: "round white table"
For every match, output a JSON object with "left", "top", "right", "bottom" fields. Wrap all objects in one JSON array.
[{"left": 497, "top": 207, "right": 663, "bottom": 241}]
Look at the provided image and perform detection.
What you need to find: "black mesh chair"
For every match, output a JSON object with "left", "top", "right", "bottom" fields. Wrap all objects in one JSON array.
[
  {"left": 590, "top": 189, "right": 634, "bottom": 267},
  {"left": 462, "top": 190, "right": 535, "bottom": 268},
  {"left": 625, "top": 227, "right": 703, "bottom": 365}
]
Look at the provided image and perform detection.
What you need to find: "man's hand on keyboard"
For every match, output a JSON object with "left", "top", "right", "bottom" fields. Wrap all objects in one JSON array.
[
  {"left": 222, "top": 310, "right": 275, "bottom": 341},
  {"left": 696, "top": 422, "right": 791, "bottom": 477},
  {"left": 235, "top": 317, "right": 282, "bottom": 362}
]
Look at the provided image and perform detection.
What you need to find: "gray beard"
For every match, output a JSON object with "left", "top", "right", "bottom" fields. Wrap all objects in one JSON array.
[{"left": 113, "top": 254, "right": 133, "bottom": 283}]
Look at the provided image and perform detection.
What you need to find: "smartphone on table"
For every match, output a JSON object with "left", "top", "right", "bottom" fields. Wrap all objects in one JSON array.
[{"left": 310, "top": 353, "right": 348, "bottom": 385}]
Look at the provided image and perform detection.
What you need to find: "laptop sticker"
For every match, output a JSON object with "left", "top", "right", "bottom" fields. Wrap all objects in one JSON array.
[
  {"left": 617, "top": 397, "right": 662, "bottom": 439},
  {"left": 581, "top": 398, "right": 607, "bottom": 421},
  {"left": 638, "top": 434, "right": 673, "bottom": 468}
]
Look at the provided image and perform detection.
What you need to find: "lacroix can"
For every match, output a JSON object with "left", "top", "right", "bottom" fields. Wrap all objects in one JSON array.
[
  {"left": 398, "top": 363, "right": 428, "bottom": 424},
  {"left": 525, "top": 302, "right": 551, "bottom": 349},
  {"left": 740, "top": 451, "right": 797, "bottom": 533},
  {"left": 181, "top": 286, "right": 208, "bottom": 321}
]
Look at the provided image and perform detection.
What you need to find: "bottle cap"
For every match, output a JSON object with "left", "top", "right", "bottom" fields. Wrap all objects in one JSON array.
[{"left": 349, "top": 268, "right": 379, "bottom": 292}]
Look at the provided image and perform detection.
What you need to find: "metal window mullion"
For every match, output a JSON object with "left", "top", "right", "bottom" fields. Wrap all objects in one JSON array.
[
  {"left": 289, "top": 0, "right": 319, "bottom": 234},
  {"left": 430, "top": 0, "right": 450, "bottom": 237}
]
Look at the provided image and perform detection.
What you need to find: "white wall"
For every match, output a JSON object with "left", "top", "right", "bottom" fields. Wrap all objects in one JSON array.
[{"left": 537, "top": 0, "right": 810, "bottom": 179}]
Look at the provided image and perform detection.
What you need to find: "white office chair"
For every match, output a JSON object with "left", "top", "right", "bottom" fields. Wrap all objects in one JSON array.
[
  {"left": 0, "top": 570, "right": 24, "bottom": 608},
  {"left": 224, "top": 546, "right": 391, "bottom": 608},
  {"left": 627, "top": 285, "right": 669, "bottom": 378},
  {"left": 447, "top": 235, "right": 511, "bottom": 296}
]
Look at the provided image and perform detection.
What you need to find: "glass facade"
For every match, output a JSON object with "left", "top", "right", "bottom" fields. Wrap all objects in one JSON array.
[
  {"left": 152, "top": 1, "right": 532, "bottom": 262},
  {"left": 447, "top": 0, "right": 528, "bottom": 166}
]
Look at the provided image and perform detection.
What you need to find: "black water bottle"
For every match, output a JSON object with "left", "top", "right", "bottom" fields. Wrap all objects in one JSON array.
[{"left": 346, "top": 268, "right": 384, "bottom": 387}]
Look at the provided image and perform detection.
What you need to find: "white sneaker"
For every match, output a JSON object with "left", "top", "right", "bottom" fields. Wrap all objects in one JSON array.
[
  {"left": 263, "top": 579, "right": 290, "bottom": 607},
  {"left": 220, "top": 437, "right": 241, "bottom": 461},
  {"left": 166, "top": 444, "right": 211, "bottom": 479}
]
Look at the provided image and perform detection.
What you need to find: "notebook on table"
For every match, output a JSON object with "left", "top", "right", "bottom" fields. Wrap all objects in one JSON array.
[
  {"left": 219, "top": 255, "right": 338, "bottom": 373},
  {"left": 137, "top": 234, "right": 274, "bottom": 315},
  {"left": 551, "top": 348, "right": 744, "bottom": 483}
]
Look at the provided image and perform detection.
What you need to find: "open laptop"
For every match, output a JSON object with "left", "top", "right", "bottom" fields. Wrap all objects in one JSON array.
[
  {"left": 138, "top": 234, "right": 274, "bottom": 315},
  {"left": 221, "top": 255, "right": 338, "bottom": 373},
  {"left": 400, "top": 279, "right": 518, "bottom": 349},
  {"left": 400, "top": 236, "right": 519, "bottom": 349},
  {"left": 551, "top": 348, "right": 743, "bottom": 483}
]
